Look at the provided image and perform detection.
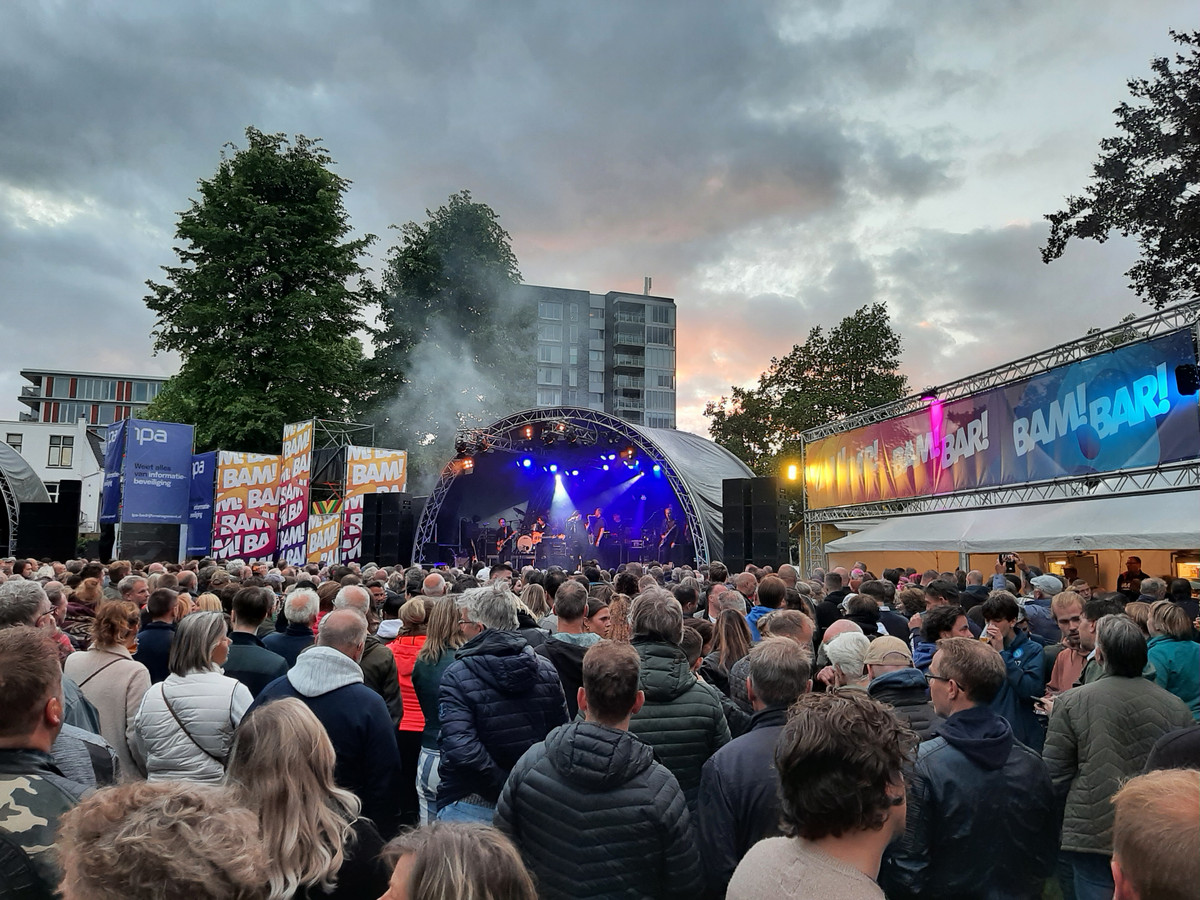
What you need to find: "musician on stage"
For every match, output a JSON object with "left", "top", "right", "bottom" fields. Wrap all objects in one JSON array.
[
  {"left": 658, "top": 506, "right": 678, "bottom": 559},
  {"left": 565, "top": 510, "right": 588, "bottom": 569},
  {"left": 494, "top": 517, "right": 515, "bottom": 556},
  {"left": 586, "top": 507, "right": 606, "bottom": 547}
]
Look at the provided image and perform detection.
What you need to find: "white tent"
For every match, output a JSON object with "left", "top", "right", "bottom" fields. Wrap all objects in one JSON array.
[{"left": 824, "top": 489, "right": 1200, "bottom": 554}]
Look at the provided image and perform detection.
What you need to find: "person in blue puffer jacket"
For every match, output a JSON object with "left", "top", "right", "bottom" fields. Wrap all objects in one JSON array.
[{"left": 981, "top": 593, "right": 1045, "bottom": 751}]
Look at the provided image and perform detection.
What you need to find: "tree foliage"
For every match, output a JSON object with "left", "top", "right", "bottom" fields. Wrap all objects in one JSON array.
[
  {"left": 1043, "top": 31, "right": 1200, "bottom": 309},
  {"left": 145, "top": 127, "right": 376, "bottom": 452},
  {"left": 368, "top": 190, "right": 530, "bottom": 488},
  {"left": 704, "top": 303, "right": 908, "bottom": 474}
]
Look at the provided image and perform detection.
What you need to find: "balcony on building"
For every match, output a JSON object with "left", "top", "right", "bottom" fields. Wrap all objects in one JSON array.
[{"left": 613, "top": 352, "right": 644, "bottom": 371}]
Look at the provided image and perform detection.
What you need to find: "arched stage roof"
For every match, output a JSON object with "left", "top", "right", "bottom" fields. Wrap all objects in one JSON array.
[
  {"left": 414, "top": 407, "right": 753, "bottom": 565},
  {"left": 0, "top": 441, "right": 51, "bottom": 554}
]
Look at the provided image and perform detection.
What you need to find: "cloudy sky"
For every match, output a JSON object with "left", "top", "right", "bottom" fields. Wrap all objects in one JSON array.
[{"left": 0, "top": 1, "right": 1190, "bottom": 437}]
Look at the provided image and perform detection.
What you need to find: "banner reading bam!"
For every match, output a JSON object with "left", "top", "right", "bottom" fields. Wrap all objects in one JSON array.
[
  {"left": 340, "top": 446, "right": 407, "bottom": 563},
  {"left": 212, "top": 452, "right": 282, "bottom": 560},
  {"left": 306, "top": 514, "right": 341, "bottom": 565},
  {"left": 277, "top": 421, "right": 314, "bottom": 566}
]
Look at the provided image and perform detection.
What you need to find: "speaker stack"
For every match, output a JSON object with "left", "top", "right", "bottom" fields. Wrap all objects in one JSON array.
[
  {"left": 361, "top": 493, "right": 425, "bottom": 567},
  {"left": 721, "top": 476, "right": 789, "bottom": 570},
  {"left": 16, "top": 480, "right": 82, "bottom": 561}
]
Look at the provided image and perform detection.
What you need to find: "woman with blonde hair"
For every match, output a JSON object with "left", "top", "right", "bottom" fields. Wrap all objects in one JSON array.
[
  {"left": 195, "top": 592, "right": 223, "bottom": 613},
  {"left": 64, "top": 600, "right": 151, "bottom": 777},
  {"left": 379, "top": 822, "right": 535, "bottom": 900},
  {"left": 606, "top": 593, "right": 633, "bottom": 643},
  {"left": 390, "top": 598, "right": 430, "bottom": 828},
  {"left": 226, "top": 698, "right": 389, "bottom": 900},
  {"left": 519, "top": 583, "right": 550, "bottom": 620},
  {"left": 410, "top": 595, "right": 465, "bottom": 824},
  {"left": 1124, "top": 601, "right": 1152, "bottom": 637}
]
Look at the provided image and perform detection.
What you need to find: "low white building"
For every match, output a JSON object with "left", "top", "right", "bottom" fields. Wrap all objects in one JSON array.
[{"left": 0, "top": 417, "right": 104, "bottom": 532}]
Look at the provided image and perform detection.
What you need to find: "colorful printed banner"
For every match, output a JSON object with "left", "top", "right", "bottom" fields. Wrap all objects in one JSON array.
[
  {"left": 99, "top": 420, "right": 127, "bottom": 524},
  {"left": 306, "top": 514, "right": 342, "bottom": 565},
  {"left": 186, "top": 452, "right": 217, "bottom": 556},
  {"left": 112, "top": 419, "right": 195, "bottom": 524},
  {"left": 804, "top": 329, "right": 1200, "bottom": 510},
  {"left": 311, "top": 498, "right": 342, "bottom": 516},
  {"left": 340, "top": 446, "right": 407, "bottom": 563},
  {"left": 211, "top": 451, "right": 282, "bottom": 560},
  {"left": 277, "top": 421, "right": 314, "bottom": 566}
]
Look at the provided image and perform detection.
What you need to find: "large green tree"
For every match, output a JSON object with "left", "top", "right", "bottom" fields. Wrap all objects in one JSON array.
[
  {"left": 1043, "top": 31, "right": 1200, "bottom": 309},
  {"left": 704, "top": 303, "right": 907, "bottom": 474},
  {"left": 145, "top": 128, "right": 376, "bottom": 452},
  {"left": 368, "top": 190, "right": 531, "bottom": 487}
]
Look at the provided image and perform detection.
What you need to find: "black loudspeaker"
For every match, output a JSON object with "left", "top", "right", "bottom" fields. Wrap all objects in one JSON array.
[
  {"left": 16, "top": 480, "right": 83, "bottom": 560},
  {"left": 116, "top": 523, "right": 180, "bottom": 564},
  {"left": 99, "top": 523, "right": 116, "bottom": 562},
  {"left": 721, "top": 478, "right": 752, "bottom": 571},
  {"left": 361, "top": 493, "right": 402, "bottom": 565},
  {"left": 749, "top": 476, "right": 789, "bottom": 567}
]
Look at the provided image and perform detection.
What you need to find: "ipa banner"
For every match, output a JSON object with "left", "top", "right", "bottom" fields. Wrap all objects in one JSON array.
[
  {"left": 805, "top": 329, "right": 1200, "bottom": 509},
  {"left": 212, "top": 451, "right": 282, "bottom": 560},
  {"left": 99, "top": 420, "right": 127, "bottom": 524},
  {"left": 277, "top": 421, "right": 315, "bottom": 566},
  {"left": 306, "top": 514, "right": 341, "bottom": 565},
  {"left": 340, "top": 446, "right": 407, "bottom": 563},
  {"left": 186, "top": 451, "right": 217, "bottom": 557},
  {"left": 119, "top": 419, "right": 195, "bottom": 524}
]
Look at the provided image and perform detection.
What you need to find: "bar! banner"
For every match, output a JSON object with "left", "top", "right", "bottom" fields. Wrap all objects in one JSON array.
[
  {"left": 340, "top": 446, "right": 407, "bottom": 563},
  {"left": 211, "top": 451, "right": 282, "bottom": 560},
  {"left": 277, "top": 421, "right": 314, "bottom": 566},
  {"left": 804, "top": 329, "right": 1200, "bottom": 510},
  {"left": 306, "top": 514, "right": 342, "bottom": 565},
  {"left": 186, "top": 451, "right": 217, "bottom": 556}
]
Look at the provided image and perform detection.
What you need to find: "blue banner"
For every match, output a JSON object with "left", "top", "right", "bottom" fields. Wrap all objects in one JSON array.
[
  {"left": 120, "top": 419, "right": 195, "bottom": 524},
  {"left": 99, "top": 420, "right": 127, "bottom": 524},
  {"left": 186, "top": 451, "right": 217, "bottom": 556}
]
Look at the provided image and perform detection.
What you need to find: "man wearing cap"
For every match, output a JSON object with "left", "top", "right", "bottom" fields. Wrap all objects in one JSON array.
[
  {"left": 1022, "top": 574, "right": 1064, "bottom": 645},
  {"left": 865, "top": 636, "right": 941, "bottom": 741},
  {"left": 880, "top": 638, "right": 1056, "bottom": 900}
]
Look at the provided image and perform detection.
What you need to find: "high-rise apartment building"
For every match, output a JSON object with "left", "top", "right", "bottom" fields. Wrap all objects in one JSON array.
[
  {"left": 523, "top": 285, "right": 676, "bottom": 428},
  {"left": 18, "top": 369, "right": 167, "bottom": 428}
]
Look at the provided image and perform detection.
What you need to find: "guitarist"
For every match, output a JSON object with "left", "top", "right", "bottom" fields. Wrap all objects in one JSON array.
[
  {"left": 494, "top": 517, "right": 514, "bottom": 556},
  {"left": 658, "top": 507, "right": 678, "bottom": 559}
]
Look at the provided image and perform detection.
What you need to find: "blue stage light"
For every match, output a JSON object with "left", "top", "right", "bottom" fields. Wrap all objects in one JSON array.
[
  {"left": 602, "top": 464, "right": 609, "bottom": 471},
  {"left": 549, "top": 463, "right": 558, "bottom": 473},
  {"left": 571, "top": 469, "right": 579, "bottom": 476},
  {"left": 521, "top": 458, "right": 532, "bottom": 469},
  {"left": 652, "top": 464, "right": 661, "bottom": 474}
]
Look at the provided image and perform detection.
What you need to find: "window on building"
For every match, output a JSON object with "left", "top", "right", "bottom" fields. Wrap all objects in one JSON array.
[
  {"left": 568, "top": 369, "right": 578, "bottom": 387},
  {"left": 5, "top": 433, "right": 21, "bottom": 454},
  {"left": 647, "top": 414, "right": 675, "bottom": 428},
  {"left": 646, "top": 326, "right": 674, "bottom": 346},
  {"left": 536, "top": 389, "right": 562, "bottom": 406},
  {"left": 538, "top": 301, "right": 563, "bottom": 320},
  {"left": 647, "top": 390, "right": 674, "bottom": 412},
  {"left": 568, "top": 347, "right": 579, "bottom": 365},
  {"left": 589, "top": 307, "right": 605, "bottom": 322},
  {"left": 651, "top": 305, "right": 673, "bottom": 324},
  {"left": 589, "top": 328, "right": 603, "bottom": 343},
  {"left": 44, "top": 482, "right": 59, "bottom": 502},
  {"left": 646, "top": 348, "right": 675, "bottom": 369},
  {"left": 657, "top": 374, "right": 676, "bottom": 388},
  {"left": 56, "top": 403, "right": 88, "bottom": 423},
  {"left": 566, "top": 389, "right": 579, "bottom": 403},
  {"left": 133, "top": 382, "right": 151, "bottom": 402},
  {"left": 537, "top": 345, "right": 562, "bottom": 363},
  {"left": 589, "top": 350, "right": 603, "bottom": 364},
  {"left": 569, "top": 305, "right": 580, "bottom": 321},
  {"left": 537, "top": 367, "right": 563, "bottom": 385},
  {"left": 48, "top": 435, "right": 73, "bottom": 468},
  {"left": 537, "top": 323, "right": 562, "bottom": 342},
  {"left": 569, "top": 325, "right": 580, "bottom": 343}
]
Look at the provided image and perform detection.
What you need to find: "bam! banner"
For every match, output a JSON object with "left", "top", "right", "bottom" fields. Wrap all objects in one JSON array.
[
  {"left": 119, "top": 419, "right": 195, "bottom": 524},
  {"left": 805, "top": 329, "right": 1200, "bottom": 509},
  {"left": 340, "top": 446, "right": 407, "bottom": 563},
  {"left": 99, "top": 420, "right": 127, "bottom": 524},
  {"left": 306, "top": 514, "right": 342, "bottom": 565},
  {"left": 277, "top": 421, "right": 314, "bottom": 566},
  {"left": 186, "top": 452, "right": 217, "bottom": 556},
  {"left": 211, "top": 451, "right": 282, "bottom": 560}
]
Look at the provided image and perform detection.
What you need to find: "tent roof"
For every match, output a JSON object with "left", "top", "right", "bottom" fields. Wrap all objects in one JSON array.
[
  {"left": 825, "top": 489, "right": 1200, "bottom": 553},
  {"left": 0, "top": 442, "right": 50, "bottom": 505}
]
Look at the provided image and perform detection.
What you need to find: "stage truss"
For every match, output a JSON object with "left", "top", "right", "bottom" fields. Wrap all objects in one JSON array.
[
  {"left": 413, "top": 407, "right": 713, "bottom": 565},
  {"left": 0, "top": 468, "right": 17, "bottom": 555}
]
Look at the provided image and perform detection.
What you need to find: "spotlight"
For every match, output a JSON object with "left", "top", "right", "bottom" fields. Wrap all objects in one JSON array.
[
  {"left": 571, "top": 469, "right": 579, "bottom": 476},
  {"left": 652, "top": 464, "right": 661, "bottom": 474},
  {"left": 619, "top": 446, "right": 636, "bottom": 461},
  {"left": 920, "top": 386, "right": 939, "bottom": 402},
  {"left": 786, "top": 463, "right": 798, "bottom": 481},
  {"left": 602, "top": 464, "right": 609, "bottom": 471},
  {"left": 521, "top": 458, "right": 532, "bottom": 469},
  {"left": 549, "top": 464, "right": 558, "bottom": 473},
  {"left": 463, "top": 457, "right": 474, "bottom": 471},
  {"left": 522, "top": 425, "right": 534, "bottom": 440},
  {"left": 454, "top": 438, "right": 469, "bottom": 455}
]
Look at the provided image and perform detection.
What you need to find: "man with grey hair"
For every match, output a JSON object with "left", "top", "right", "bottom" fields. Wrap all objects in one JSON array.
[
  {"left": 262, "top": 587, "right": 318, "bottom": 668},
  {"left": 436, "top": 583, "right": 568, "bottom": 823},
  {"left": 698, "top": 637, "right": 812, "bottom": 896},
  {"left": 333, "top": 584, "right": 402, "bottom": 726},
  {"left": 1044, "top": 615, "right": 1193, "bottom": 897},
  {"left": 250, "top": 607, "right": 401, "bottom": 837},
  {"left": 1137, "top": 576, "right": 1167, "bottom": 602},
  {"left": 717, "top": 590, "right": 748, "bottom": 616},
  {"left": 628, "top": 587, "right": 731, "bottom": 811},
  {"left": 117, "top": 574, "right": 150, "bottom": 609},
  {"left": 421, "top": 572, "right": 446, "bottom": 597}
]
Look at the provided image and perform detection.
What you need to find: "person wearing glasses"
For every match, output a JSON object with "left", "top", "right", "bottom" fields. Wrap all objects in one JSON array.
[{"left": 880, "top": 638, "right": 1057, "bottom": 900}]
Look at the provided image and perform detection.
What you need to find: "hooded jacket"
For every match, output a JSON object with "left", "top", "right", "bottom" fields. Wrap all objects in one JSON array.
[
  {"left": 250, "top": 646, "right": 401, "bottom": 836},
  {"left": 990, "top": 629, "right": 1046, "bottom": 751},
  {"left": 1146, "top": 634, "right": 1200, "bottom": 720},
  {"left": 867, "top": 667, "right": 942, "bottom": 741},
  {"left": 436, "top": 629, "right": 569, "bottom": 809},
  {"left": 880, "top": 706, "right": 1057, "bottom": 900},
  {"left": 495, "top": 721, "right": 703, "bottom": 900},
  {"left": 536, "top": 635, "right": 589, "bottom": 718},
  {"left": 628, "top": 638, "right": 731, "bottom": 809}
]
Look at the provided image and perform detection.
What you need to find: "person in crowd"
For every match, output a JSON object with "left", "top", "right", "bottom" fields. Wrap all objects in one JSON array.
[
  {"left": 195, "top": 592, "right": 223, "bottom": 612},
  {"left": 1124, "top": 600, "right": 1152, "bottom": 636},
  {"left": 698, "top": 637, "right": 812, "bottom": 898},
  {"left": 702, "top": 608, "right": 752, "bottom": 698},
  {"left": 727, "top": 691, "right": 913, "bottom": 900},
  {"left": 133, "top": 610, "right": 252, "bottom": 783},
  {"left": 335, "top": 585, "right": 404, "bottom": 726},
  {"left": 1044, "top": 615, "right": 1194, "bottom": 900},
  {"left": 379, "top": 822, "right": 537, "bottom": 900},
  {"left": 1166, "top": 577, "right": 1200, "bottom": 626},
  {"left": 251, "top": 608, "right": 402, "bottom": 837},
  {"left": 0, "top": 628, "right": 85, "bottom": 896},
  {"left": 725, "top": 610, "right": 813, "bottom": 710},
  {"left": 63, "top": 576, "right": 103, "bottom": 649},
  {"left": 584, "top": 596, "right": 612, "bottom": 638},
  {"left": 1116, "top": 556, "right": 1148, "bottom": 594},
  {"left": 411, "top": 596, "right": 465, "bottom": 826},
  {"left": 56, "top": 781, "right": 266, "bottom": 900},
  {"left": 437, "top": 583, "right": 569, "bottom": 823},
  {"left": 226, "top": 697, "right": 390, "bottom": 900},
  {"left": 422, "top": 572, "right": 447, "bottom": 598},
  {"left": 1145, "top": 722, "right": 1200, "bottom": 771},
  {"left": 63, "top": 599, "right": 150, "bottom": 777},
  {"left": 856, "top": 580, "right": 910, "bottom": 639},
  {"left": 535, "top": 580, "right": 599, "bottom": 718},
  {"left": 1110, "top": 768, "right": 1198, "bottom": 900},
  {"left": 843, "top": 593, "right": 886, "bottom": 638},
  {"left": 519, "top": 582, "right": 550, "bottom": 626},
  {"left": 222, "top": 585, "right": 288, "bottom": 698},
  {"left": 390, "top": 598, "right": 429, "bottom": 828},
  {"left": 814, "top": 571, "right": 847, "bottom": 637},
  {"left": 821, "top": 630, "right": 872, "bottom": 690},
  {"left": 263, "top": 587, "right": 319, "bottom": 668},
  {"left": 133, "top": 587, "right": 179, "bottom": 683},
  {"left": 864, "top": 636, "right": 940, "bottom": 740},
  {"left": 980, "top": 592, "right": 1046, "bottom": 750},
  {"left": 627, "top": 587, "right": 731, "bottom": 811},
  {"left": 1046, "top": 591, "right": 1088, "bottom": 694},
  {"left": 745, "top": 574, "right": 785, "bottom": 641},
  {"left": 1074, "top": 594, "right": 1126, "bottom": 686},
  {"left": 1145, "top": 600, "right": 1200, "bottom": 719},
  {"left": 496, "top": 641, "right": 703, "bottom": 899},
  {"left": 118, "top": 573, "right": 151, "bottom": 610},
  {"left": 880, "top": 638, "right": 1056, "bottom": 899},
  {"left": 911, "top": 604, "right": 970, "bottom": 672}
]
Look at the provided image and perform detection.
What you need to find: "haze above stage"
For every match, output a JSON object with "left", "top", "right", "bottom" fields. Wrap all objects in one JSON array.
[{"left": 414, "top": 407, "right": 753, "bottom": 566}]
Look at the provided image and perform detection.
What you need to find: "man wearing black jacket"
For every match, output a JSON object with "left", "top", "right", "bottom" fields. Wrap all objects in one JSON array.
[{"left": 535, "top": 580, "right": 598, "bottom": 717}]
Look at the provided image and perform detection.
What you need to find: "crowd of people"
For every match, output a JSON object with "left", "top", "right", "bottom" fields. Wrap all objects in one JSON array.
[{"left": 0, "top": 551, "right": 1197, "bottom": 900}]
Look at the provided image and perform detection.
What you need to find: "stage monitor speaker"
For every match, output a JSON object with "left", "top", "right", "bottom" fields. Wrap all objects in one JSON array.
[{"left": 116, "top": 523, "right": 180, "bottom": 565}]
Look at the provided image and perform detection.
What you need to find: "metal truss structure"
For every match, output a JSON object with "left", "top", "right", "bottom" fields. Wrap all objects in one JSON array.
[
  {"left": 414, "top": 407, "right": 712, "bottom": 564},
  {"left": 0, "top": 470, "right": 17, "bottom": 555},
  {"left": 313, "top": 419, "right": 375, "bottom": 450}
]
